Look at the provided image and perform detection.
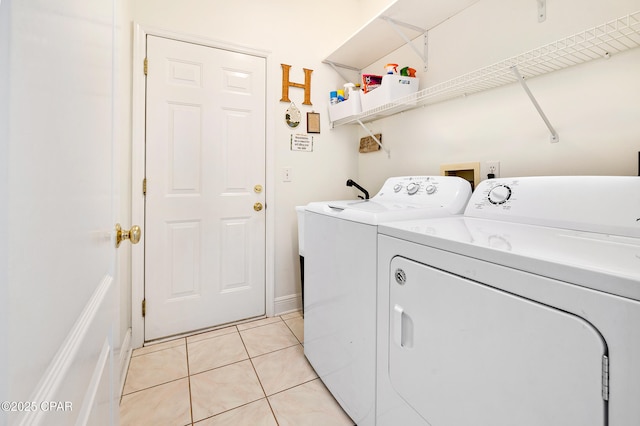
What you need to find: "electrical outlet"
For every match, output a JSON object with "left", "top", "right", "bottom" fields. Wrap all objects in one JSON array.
[
  {"left": 485, "top": 161, "right": 500, "bottom": 179},
  {"left": 283, "top": 167, "right": 292, "bottom": 182}
]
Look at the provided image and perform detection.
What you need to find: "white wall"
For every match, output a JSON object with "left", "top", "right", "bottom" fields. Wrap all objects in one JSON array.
[
  {"left": 128, "top": 0, "right": 393, "bottom": 314},
  {"left": 125, "top": 0, "right": 639, "bottom": 321},
  {"left": 356, "top": 0, "right": 640, "bottom": 192}
]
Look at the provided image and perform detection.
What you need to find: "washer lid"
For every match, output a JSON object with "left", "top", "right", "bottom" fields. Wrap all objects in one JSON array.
[
  {"left": 379, "top": 216, "right": 640, "bottom": 301},
  {"left": 305, "top": 199, "right": 448, "bottom": 225}
]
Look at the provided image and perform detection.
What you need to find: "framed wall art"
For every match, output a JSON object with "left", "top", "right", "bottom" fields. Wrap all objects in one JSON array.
[{"left": 307, "top": 112, "right": 320, "bottom": 134}]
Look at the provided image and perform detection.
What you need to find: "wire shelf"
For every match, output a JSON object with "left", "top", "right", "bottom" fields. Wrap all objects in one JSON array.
[{"left": 333, "top": 11, "right": 640, "bottom": 126}]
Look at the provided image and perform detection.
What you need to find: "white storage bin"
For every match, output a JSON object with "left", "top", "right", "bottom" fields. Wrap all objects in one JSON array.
[
  {"left": 328, "top": 90, "right": 362, "bottom": 122},
  {"left": 360, "top": 75, "right": 419, "bottom": 111}
]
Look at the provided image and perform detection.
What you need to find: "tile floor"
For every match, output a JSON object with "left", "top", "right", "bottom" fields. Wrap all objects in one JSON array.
[{"left": 120, "top": 311, "right": 355, "bottom": 426}]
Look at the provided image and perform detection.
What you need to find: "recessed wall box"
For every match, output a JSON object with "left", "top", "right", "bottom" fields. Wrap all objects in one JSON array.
[{"left": 440, "top": 162, "right": 480, "bottom": 190}]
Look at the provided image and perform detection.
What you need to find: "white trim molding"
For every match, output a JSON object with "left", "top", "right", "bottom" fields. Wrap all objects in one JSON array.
[
  {"left": 17, "top": 275, "right": 115, "bottom": 426},
  {"left": 274, "top": 293, "right": 302, "bottom": 316},
  {"left": 117, "top": 328, "right": 132, "bottom": 397}
]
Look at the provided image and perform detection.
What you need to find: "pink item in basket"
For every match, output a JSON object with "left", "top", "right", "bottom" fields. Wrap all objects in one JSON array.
[{"left": 362, "top": 74, "right": 382, "bottom": 93}]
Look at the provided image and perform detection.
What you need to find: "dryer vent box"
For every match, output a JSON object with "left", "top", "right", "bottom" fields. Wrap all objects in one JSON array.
[{"left": 440, "top": 162, "right": 480, "bottom": 190}]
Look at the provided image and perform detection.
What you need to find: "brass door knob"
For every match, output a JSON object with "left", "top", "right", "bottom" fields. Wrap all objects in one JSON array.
[
  {"left": 115, "top": 224, "right": 141, "bottom": 248},
  {"left": 253, "top": 202, "right": 263, "bottom": 212}
]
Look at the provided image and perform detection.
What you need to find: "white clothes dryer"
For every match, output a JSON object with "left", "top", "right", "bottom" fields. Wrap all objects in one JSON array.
[
  {"left": 377, "top": 176, "right": 640, "bottom": 426},
  {"left": 304, "top": 176, "right": 472, "bottom": 426}
]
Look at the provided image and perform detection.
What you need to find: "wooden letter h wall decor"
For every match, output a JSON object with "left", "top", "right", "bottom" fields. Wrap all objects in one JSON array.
[{"left": 280, "top": 64, "right": 313, "bottom": 105}]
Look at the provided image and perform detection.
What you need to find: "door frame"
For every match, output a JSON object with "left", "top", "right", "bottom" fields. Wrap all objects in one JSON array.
[{"left": 131, "top": 23, "right": 275, "bottom": 349}]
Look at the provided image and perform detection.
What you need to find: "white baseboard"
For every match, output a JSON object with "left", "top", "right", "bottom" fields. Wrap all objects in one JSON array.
[
  {"left": 274, "top": 293, "right": 302, "bottom": 316},
  {"left": 118, "top": 328, "right": 132, "bottom": 398}
]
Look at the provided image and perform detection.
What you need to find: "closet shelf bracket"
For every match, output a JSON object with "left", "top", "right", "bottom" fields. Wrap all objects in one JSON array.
[
  {"left": 511, "top": 66, "right": 559, "bottom": 143},
  {"left": 324, "top": 60, "right": 360, "bottom": 84},
  {"left": 381, "top": 17, "right": 428, "bottom": 71},
  {"left": 537, "top": 0, "right": 546, "bottom": 23},
  {"left": 356, "top": 119, "right": 390, "bottom": 158}
]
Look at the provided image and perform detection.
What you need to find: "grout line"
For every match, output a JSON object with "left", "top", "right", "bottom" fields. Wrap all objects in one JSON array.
[
  {"left": 188, "top": 356, "right": 256, "bottom": 379},
  {"left": 192, "top": 397, "right": 273, "bottom": 425},
  {"left": 144, "top": 315, "right": 270, "bottom": 346},
  {"left": 120, "top": 376, "right": 189, "bottom": 397},
  {"left": 121, "top": 314, "right": 302, "bottom": 423},
  {"left": 188, "top": 317, "right": 300, "bottom": 377},
  {"left": 282, "top": 317, "right": 303, "bottom": 345},
  {"left": 238, "top": 323, "right": 281, "bottom": 425},
  {"left": 238, "top": 327, "right": 266, "bottom": 392},
  {"left": 266, "top": 395, "right": 280, "bottom": 426},
  {"left": 266, "top": 376, "right": 320, "bottom": 398},
  {"left": 120, "top": 365, "right": 130, "bottom": 404},
  {"left": 122, "top": 343, "right": 189, "bottom": 396},
  {"left": 185, "top": 325, "right": 239, "bottom": 345},
  {"left": 241, "top": 323, "right": 281, "bottom": 426},
  {"left": 244, "top": 314, "right": 300, "bottom": 425},
  {"left": 250, "top": 342, "right": 301, "bottom": 362},
  {"left": 185, "top": 338, "right": 194, "bottom": 426},
  {"left": 236, "top": 317, "right": 285, "bottom": 332},
  {"left": 185, "top": 329, "right": 251, "bottom": 377},
  {"left": 131, "top": 338, "right": 186, "bottom": 357}
]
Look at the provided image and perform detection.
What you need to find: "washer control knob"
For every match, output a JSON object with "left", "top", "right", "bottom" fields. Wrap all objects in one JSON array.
[
  {"left": 425, "top": 184, "right": 437, "bottom": 195},
  {"left": 393, "top": 184, "right": 403, "bottom": 193},
  {"left": 406, "top": 182, "right": 420, "bottom": 195},
  {"left": 488, "top": 185, "right": 512, "bottom": 205}
]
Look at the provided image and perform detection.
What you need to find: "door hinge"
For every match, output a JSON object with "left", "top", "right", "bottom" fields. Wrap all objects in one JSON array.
[
  {"left": 142, "top": 299, "right": 146, "bottom": 317},
  {"left": 142, "top": 178, "right": 147, "bottom": 196},
  {"left": 602, "top": 355, "right": 609, "bottom": 401},
  {"left": 143, "top": 57, "right": 148, "bottom": 75}
]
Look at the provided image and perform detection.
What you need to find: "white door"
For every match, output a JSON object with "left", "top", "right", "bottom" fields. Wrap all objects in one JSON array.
[
  {"left": 389, "top": 256, "right": 607, "bottom": 426},
  {"left": 1, "top": 1, "right": 119, "bottom": 425},
  {"left": 144, "top": 35, "right": 266, "bottom": 341}
]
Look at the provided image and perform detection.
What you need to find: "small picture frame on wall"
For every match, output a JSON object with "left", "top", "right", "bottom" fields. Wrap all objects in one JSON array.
[{"left": 307, "top": 112, "right": 320, "bottom": 134}]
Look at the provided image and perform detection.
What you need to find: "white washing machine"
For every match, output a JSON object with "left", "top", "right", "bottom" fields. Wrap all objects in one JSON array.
[
  {"left": 377, "top": 176, "right": 640, "bottom": 426},
  {"left": 304, "top": 176, "right": 472, "bottom": 426}
]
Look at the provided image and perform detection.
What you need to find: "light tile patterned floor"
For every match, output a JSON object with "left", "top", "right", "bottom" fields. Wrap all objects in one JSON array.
[{"left": 120, "top": 311, "right": 355, "bottom": 426}]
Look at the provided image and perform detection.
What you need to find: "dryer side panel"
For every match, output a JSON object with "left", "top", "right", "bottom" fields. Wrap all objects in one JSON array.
[{"left": 388, "top": 256, "right": 607, "bottom": 426}]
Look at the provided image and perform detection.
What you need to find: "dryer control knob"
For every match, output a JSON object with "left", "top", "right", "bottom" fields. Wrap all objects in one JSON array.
[
  {"left": 407, "top": 182, "right": 420, "bottom": 195},
  {"left": 393, "top": 184, "right": 403, "bottom": 193},
  {"left": 488, "top": 185, "right": 512, "bottom": 205},
  {"left": 425, "top": 184, "right": 437, "bottom": 195}
]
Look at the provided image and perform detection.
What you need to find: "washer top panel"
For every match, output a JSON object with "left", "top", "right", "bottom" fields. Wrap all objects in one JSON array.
[{"left": 305, "top": 176, "right": 472, "bottom": 225}]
